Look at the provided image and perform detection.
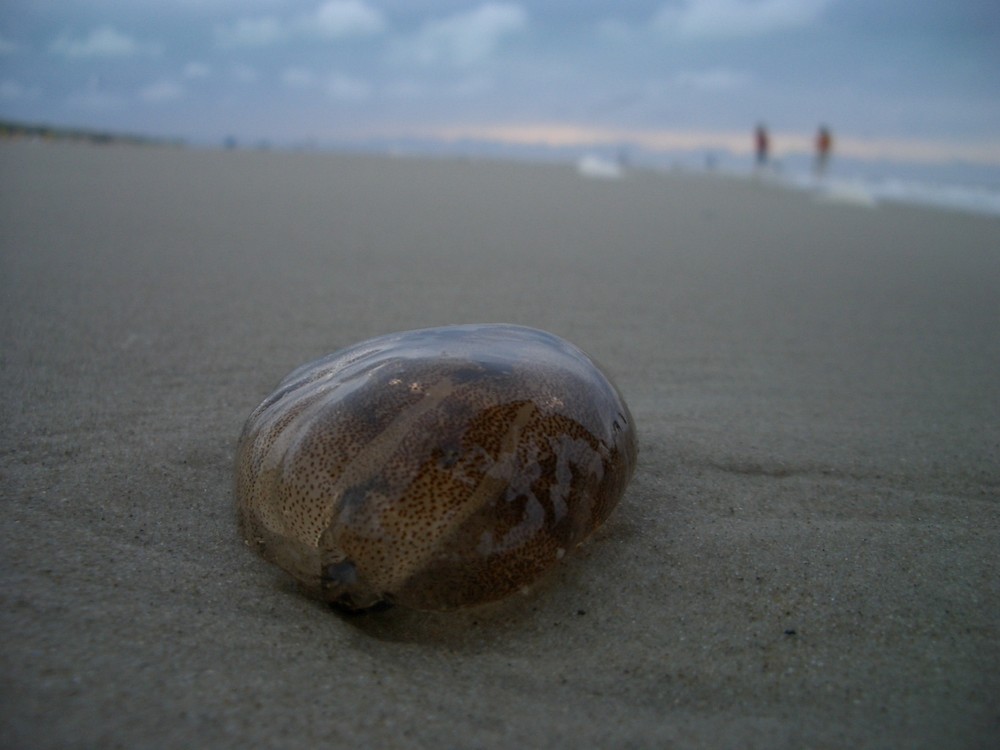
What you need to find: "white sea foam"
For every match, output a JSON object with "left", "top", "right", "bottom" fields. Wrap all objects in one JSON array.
[
  {"left": 863, "top": 178, "right": 1000, "bottom": 217},
  {"left": 811, "top": 180, "right": 879, "bottom": 208},
  {"left": 779, "top": 171, "right": 1000, "bottom": 217},
  {"left": 577, "top": 154, "right": 623, "bottom": 179}
]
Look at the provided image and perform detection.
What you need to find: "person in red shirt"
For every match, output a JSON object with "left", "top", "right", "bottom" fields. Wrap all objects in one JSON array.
[
  {"left": 754, "top": 124, "right": 769, "bottom": 169},
  {"left": 815, "top": 125, "right": 833, "bottom": 177}
]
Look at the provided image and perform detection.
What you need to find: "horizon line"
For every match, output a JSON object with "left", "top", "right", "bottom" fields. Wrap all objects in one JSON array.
[{"left": 380, "top": 123, "right": 1000, "bottom": 167}]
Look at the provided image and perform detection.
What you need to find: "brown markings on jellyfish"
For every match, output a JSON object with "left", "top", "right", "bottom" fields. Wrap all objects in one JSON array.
[{"left": 235, "top": 324, "right": 638, "bottom": 612}]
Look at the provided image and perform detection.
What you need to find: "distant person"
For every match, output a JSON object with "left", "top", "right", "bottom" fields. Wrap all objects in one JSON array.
[
  {"left": 754, "top": 124, "right": 769, "bottom": 169},
  {"left": 815, "top": 125, "right": 832, "bottom": 177}
]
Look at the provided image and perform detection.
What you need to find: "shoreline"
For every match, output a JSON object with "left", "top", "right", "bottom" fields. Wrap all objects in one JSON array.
[{"left": 5, "top": 136, "right": 999, "bottom": 218}]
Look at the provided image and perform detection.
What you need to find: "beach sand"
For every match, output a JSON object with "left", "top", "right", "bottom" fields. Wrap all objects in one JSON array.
[{"left": 1, "top": 142, "right": 998, "bottom": 748}]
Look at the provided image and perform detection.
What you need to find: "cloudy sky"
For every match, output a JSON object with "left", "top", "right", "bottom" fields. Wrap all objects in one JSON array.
[{"left": 1, "top": 0, "right": 998, "bottom": 164}]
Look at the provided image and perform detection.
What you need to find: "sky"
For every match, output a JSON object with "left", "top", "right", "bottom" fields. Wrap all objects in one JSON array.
[{"left": 1, "top": 0, "right": 999, "bottom": 166}]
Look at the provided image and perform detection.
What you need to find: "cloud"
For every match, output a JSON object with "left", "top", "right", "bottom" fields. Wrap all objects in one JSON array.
[
  {"left": 278, "top": 68, "right": 372, "bottom": 98},
  {"left": 183, "top": 62, "right": 212, "bottom": 79},
  {"left": 230, "top": 64, "right": 259, "bottom": 84},
  {"left": 215, "top": 17, "right": 286, "bottom": 48},
  {"left": 140, "top": 79, "right": 185, "bottom": 103},
  {"left": 385, "top": 79, "right": 426, "bottom": 99},
  {"left": 218, "top": 1, "right": 384, "bottom": 48},
  {"left": 595, "top": 19, "right": 632, "bottom": 43},
  {"left": 0, "top": 35, "right": 21, "bottom": 54},
  {"left": 673, "top": 68, "right": 752, "bottom": 91},
  {"left": 448, "top": 75, "right": 494, "bottom": 97},
  {"left": 66, "top": 76, "right": 125, "bottom": 109},
  {"left": 50, "top": 26, "right": 160, "bottom": 58},
  {"left": 654, "top": 0, "right": 831, "bottom": 39},
  {"left": 282, "top": 67, "right": 316, "bottom": 88},
  {"left": 296, "top": 1, "right": 385, "bottom": 38},
  {"left": 399, "top": 3, "right": 528, "bottom": 66},
  {"left": 0, "top": 80, "right": 32, "bottom": 100},
  {"left": 325, "top": 72, "right": 372, "bottom": 100}
]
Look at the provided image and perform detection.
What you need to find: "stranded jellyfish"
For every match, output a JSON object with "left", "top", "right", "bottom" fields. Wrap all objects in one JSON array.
[{"left": 235, "top": 324, "right": 637, "bottom": 611}]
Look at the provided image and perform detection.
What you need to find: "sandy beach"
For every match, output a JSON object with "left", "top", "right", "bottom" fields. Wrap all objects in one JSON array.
[{"left": 1, "top": 141, "right": 998, "bottom": 748}]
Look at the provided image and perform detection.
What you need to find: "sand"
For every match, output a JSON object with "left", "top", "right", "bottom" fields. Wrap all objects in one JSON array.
[{"left": 1, "top": 141, "right": 998, "bottom": 749}]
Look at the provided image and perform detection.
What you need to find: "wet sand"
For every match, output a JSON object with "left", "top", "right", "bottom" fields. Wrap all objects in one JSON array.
[{"left": 1, "top": 142, "right": 998, "bottom": 748}]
